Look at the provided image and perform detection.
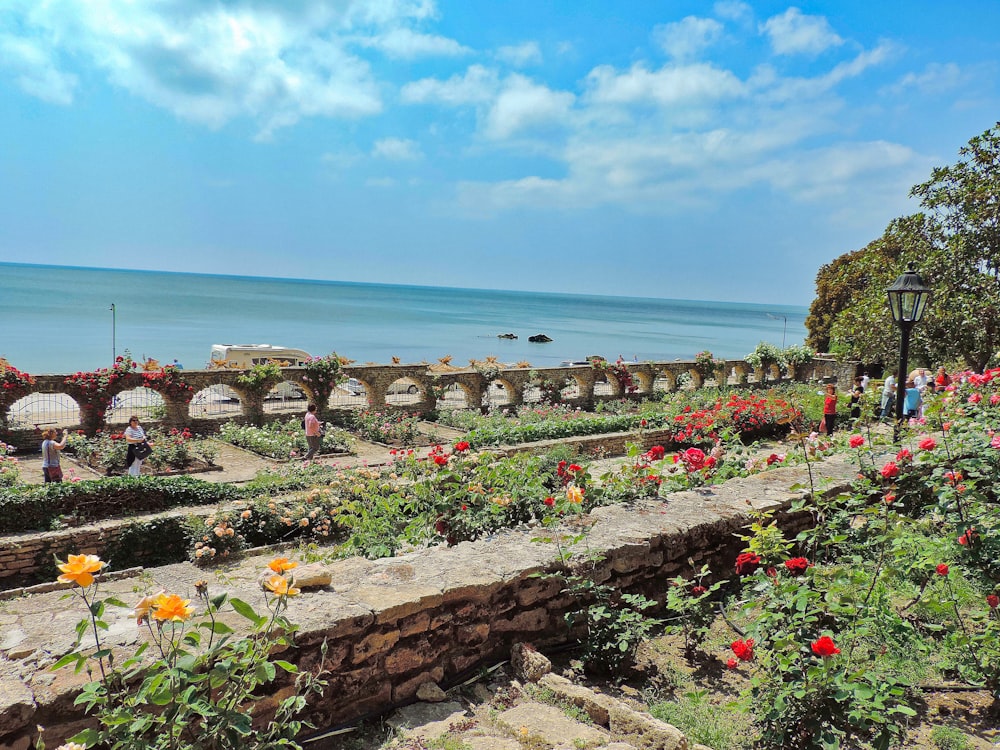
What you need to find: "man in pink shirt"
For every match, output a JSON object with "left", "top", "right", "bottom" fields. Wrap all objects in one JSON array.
[{"left": 303, "top": 403, "right": 322, "bottom": 461}]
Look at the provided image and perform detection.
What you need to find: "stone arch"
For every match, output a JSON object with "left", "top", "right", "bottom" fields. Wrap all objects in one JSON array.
[
  {"left": 188, "top": 384, "right": 242, "bottom": 418},
  {"left": 731, "top": 363, "right": 750, "bottom": 384},
  {"left": 263, "top": 380, "right": 308, "bottom": 413},
  {"left": 631, "top": 368, "right": 654, "bottom": 394},
  {"left": 4, "top": 391, "right": 82, "bottom": 429},
  {"left": 769, "top": 363, "right": 782, "bottom": 382},
  {"left": 383, "top": 376, "right": 423, "bottom": 407},
  {"left": 654, "top": 368, "right": 677, "bottom": 393},
  {"left": 106, "top": 386, "right": 165, "bottom": 425},
  {"left": 687, "top": 369, "right": 703, "bottom": 389},
  {"left": 485, "top": 378, "right": 515, "bottom": 408}
]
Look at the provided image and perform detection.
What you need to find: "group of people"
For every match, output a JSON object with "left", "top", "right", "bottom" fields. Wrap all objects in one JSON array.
[
  {"left": 40, "top": 416, "right": 152, "bottom": 483},
  {"left": 819, "top": 366, "right": 952, "bottom": 436},
  {"left": 878, "top": 366, "right": 951, "bottom": 421}
]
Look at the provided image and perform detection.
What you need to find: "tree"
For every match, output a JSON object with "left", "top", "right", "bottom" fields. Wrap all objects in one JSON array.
[{"left": 808, "top": 122, "right": 1000, "bottom": 371}]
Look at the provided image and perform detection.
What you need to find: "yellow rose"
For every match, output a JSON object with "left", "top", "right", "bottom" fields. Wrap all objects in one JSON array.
[{"left": 56, "top": 554, "right": 105, "bottom": 588}]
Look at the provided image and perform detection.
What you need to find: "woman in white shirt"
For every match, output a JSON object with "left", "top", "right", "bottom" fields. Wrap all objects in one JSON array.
[{"left": 124, "top": 416, "right": 151, "bottom": 477}]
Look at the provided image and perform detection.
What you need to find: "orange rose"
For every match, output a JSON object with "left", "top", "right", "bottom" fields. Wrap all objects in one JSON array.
[
  {"left": 56, "top": 554, "right": 105, "bottom": 588},
  {"left": 267, "top": 557, "right": 298, "bottom": 573},
  {"left": 151, "top": 593, "right": 194, "bottom": 622},
  {"left": 263, "top": 574, "right": 300, "bottom": 598},
  {"left": 566, "top": 485, "right": 584, "bottom": 504},
  {"left": 134, "top": 590, "right": 166, "bottom": 624}
]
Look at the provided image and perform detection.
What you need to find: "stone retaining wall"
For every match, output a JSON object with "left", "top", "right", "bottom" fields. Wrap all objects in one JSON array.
[
  {"left": 0, "top": 454, "right": 859, "bottom": 747},
  {"left": 0, "top": 426, "right": 759, "bottom": 590}
]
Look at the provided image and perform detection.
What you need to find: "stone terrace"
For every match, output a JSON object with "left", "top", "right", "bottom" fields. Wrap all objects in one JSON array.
[{"left": 0, "top": 452, "right": 859, "bottom": 748}]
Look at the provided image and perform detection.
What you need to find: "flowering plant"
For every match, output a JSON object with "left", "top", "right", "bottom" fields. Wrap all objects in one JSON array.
[
  {"left": 0, "top": 440, "right": 18, "bottom": 486},
  {"left": 300, "top": 353, "right": 345, "bottom": 404},
  {"left": 64, "top": 355, "right": 139, "bottom": 432},
  {"left": 0, "top": 359, "right": 35, "bottom": 404},
  {"left": 140, "top": 365, "right": 194, "bottom": 402},
  {"left": 52, "top": 554, "right": 326, "bottom": 750}
]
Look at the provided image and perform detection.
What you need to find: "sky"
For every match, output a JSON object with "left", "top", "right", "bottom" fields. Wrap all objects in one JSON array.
[{"left": 0, "top": 1, "right": 998, "bottom": 306}]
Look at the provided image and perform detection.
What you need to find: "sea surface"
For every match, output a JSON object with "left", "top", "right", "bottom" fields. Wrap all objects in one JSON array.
[{"left": 0, "top": 263, "right": 808, "bottom": 374}]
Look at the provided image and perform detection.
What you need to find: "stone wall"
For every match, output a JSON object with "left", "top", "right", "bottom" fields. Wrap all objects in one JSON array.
[
  {"left": 0, "top": 454, "right": 859, "bottom": 747},
  {"left": 2, "top": 358, "right": 842, "bottom": 438}
]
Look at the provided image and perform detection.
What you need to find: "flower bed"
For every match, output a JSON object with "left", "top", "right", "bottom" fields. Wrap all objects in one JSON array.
[
  {"left": 67, "top": 427, "right": 219, "bottom": 476},
  {"left": 217, "top": 417, "right": 352, "bottom": 460}
]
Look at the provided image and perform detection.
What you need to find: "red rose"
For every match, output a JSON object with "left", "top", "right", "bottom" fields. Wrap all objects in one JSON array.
[
  {"left": 454, "top": 441, "right": 470, "bottom": 452},
  {"left": 849, "top": 435, "right": 865, "bottom": 448},
  {"left": 811, "top": 635, "right": 840, "bottom": 657},
  {"left": 433, "top": 455, "right": 448, "bottom": 466},
  {"left": 646, "top": 445, "right": 665, "bottom": 461},
  {"left": 731, "top": 638, "right": 754, "bottom": 661},
  {"left": 735, "top": 552, "right": 761, "bottom": 575},
  {"left": 987, "top": 595, "right": 999, "bottom": 609},
  {"left": 880, "top": 461, "right": 899, "bottom": 479},
  {"left": 895, "top": 448, "right": 912, "bottom": 462},
  {"left": 918, "top": 437, "right": 937, "bottom": 451},
  {"left": 568, "top": 463, "right": 583, "bottom": 473},
  {"left": 691, "top": 585, "right": 707, "bottom": 596},
  {"left": 543, "top": 496, "right": 555, "bottom": 507},
  {"left": 936, "top": 563, "right": 949, "bottom": 577},
  {"left": 726, "top": 657, "right": 738, "bottom": 669},
  {"left": 784, "top": 557, "right": 812, "bottom": 575}
]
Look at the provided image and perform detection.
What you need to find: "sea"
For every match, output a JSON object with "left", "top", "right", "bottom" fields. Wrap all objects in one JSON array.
[{"left": 0, "top": 263, "right": 808, "bottom": 374}]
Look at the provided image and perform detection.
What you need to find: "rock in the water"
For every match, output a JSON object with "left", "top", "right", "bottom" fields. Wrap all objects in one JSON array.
[{"left": 528, "top": 334, "right": 552, "bottom": 343}]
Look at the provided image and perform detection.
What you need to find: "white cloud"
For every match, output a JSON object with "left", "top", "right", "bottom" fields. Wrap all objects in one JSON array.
[
  {"left": 886, "top": 62, "right": 967, "bottom": 96},
  {"left": 365, "top": 176, "right": 399, "bottom": 187},
  {"left": 357, "top": 27, "right": 471, "bottom": 59},
  {"left": 372, "top": 137, "right": 422, "bottom": 160},
  {"left": 0, "top": 33, "right": 77, "bottom": 105},
  {"left": 760, "top": 8, "right": 844, "bottom": 56},
  {"left": 653, "top": 17, "right": 723, "bottom": 60},
  {"left": 495, "top": 41, "right": 542, "bottom": 67},
  {"left": 484, "top": 75, "right": 575, "bottom": 139},
  {"left": 584, "top": 62, "right": 744, "bottom": 106},
  {"left": 714, "top": 1, "right": 753, "bottom": 24},
  {"left": 401, "top": 64, "right": 499, "bottom": 105},
  {"left": 0, "top": 0, "right": 458, "bottom": 134}
]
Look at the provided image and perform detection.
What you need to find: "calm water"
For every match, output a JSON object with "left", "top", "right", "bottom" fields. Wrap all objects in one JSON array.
[{"left": 0, "top": 263, "right": 807, "bottom": 374}]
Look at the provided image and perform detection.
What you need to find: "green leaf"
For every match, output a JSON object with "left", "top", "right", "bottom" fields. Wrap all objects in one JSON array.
[{"left": 230, "top": 597, "right": 265, "bottom": 626}]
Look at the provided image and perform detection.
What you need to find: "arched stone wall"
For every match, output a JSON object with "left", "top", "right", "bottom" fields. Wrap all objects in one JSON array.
[{"left": 2, "top": 358, "right": 843, "bottom": 435}]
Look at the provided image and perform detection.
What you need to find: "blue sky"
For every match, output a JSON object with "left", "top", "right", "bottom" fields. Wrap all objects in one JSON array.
[{"left": 0, "top": 0, "right": 997, "bottom": 305}]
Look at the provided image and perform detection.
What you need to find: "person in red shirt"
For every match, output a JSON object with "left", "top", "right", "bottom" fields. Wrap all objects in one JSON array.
[{"left": 822, "top": 383, "right": 838, "bottom": 435}]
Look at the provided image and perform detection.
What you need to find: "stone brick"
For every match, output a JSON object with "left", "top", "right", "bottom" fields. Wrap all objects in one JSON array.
[
  {"left": 400, "top": 611, "right": 431, "bottom": 637},
  {"left": 351, "top": 629, "right": 399, "bottom": 664},
  {"left": 491, "top": 608, "right": 549, "bottom": 634}
]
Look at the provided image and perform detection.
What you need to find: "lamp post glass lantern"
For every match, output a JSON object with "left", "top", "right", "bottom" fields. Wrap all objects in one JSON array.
[{"left": 886, "top": 263, "right": 931, "bottom": 426}]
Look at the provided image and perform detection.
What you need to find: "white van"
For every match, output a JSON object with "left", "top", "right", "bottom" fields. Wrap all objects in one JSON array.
[{"left": 209, "top": 344, "right": 311, "bottom": 369}]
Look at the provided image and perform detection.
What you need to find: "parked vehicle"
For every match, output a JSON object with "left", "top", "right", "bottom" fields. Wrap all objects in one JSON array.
[
  {"left": 209, "top": 344, "right": 310, "bottom": 368},
  {"left": 343, "top": 378, "right": 419, "bottom": 396}
]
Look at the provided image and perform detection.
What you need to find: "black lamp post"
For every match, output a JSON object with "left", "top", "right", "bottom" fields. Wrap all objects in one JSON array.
[{"left": 886, "top": 263, "right": 931, "bottom": 428}]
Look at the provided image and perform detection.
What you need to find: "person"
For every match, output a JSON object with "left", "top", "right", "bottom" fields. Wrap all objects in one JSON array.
[
  {"left": 914, "top": 368, "right": 930, "bottom": 391},
  {"left": 849, "top": 376, "right": 864, "bottom": 422},
  {"left": 860, "top": 371, "right": 870, "bottom": 391},
  {"left": 903, "top": 379, "right": 921, "bottom": 419},
  {"left": 880, "top": 374, "right": 896, "bottom": 420},
  {"left": 934, "top": 366, "right": 951, "bottom": 391},
  {"left": 822, "top": 383, "right": 838, "bottom": 435},
  {"left": 303, "top": 403, "right": 322, "bottom": 462},
  {"left": 171, "top": 358, "right": 184, "bottom": 370},
  {"left": 40, "top": 427, "right": 69, "bottom": 482},
  {"left": 124, "top": 416, "right": 151, "bottom": 477}
]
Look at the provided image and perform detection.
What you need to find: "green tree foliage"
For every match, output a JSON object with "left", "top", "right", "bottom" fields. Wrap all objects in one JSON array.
[{"left": 807, "top": 122, "right": 1000, "bottom": 370}]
